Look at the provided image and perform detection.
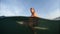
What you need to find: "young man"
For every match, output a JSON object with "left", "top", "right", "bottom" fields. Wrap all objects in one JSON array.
[
  {"left": 29, "top": 8, "right": 38, "bottom": 34},
  {"left": 23, "top": 8, "right": 38, "bottom": 34}
]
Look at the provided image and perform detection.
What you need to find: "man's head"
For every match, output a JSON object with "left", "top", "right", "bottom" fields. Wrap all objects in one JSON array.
[
  {"left": 30, "top": 8, "right": 38, "bottom": 17},
  {"left": 30, "top": 8, "right": 35, "bottom": 13}
]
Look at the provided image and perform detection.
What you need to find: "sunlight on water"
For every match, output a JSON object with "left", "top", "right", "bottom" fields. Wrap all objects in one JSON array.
[
  {"left": 17, "top": 21, "right": 23, "bottom": 24},
  {"left": 34, "top": 27, "right": 48, "bottom": 30}
]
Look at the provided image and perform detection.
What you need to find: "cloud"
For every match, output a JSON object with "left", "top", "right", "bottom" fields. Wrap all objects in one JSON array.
[
  {"left": 46, "top": 9, "right": 60, "bottom": 19},
  {"left": 38, "top": 9, "right": 60, "bottom": 19},
  {"left": 0, "top": 2, "right": 24, "bottom": 16}
]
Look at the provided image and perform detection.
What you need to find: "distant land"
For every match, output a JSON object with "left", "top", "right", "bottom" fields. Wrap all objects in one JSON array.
[{"left": 54, "top": 17, "right": 60, "bottom": 20}]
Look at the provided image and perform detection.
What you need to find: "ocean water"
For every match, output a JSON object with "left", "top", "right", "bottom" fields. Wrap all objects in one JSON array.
[{"left": 0, "top": 16, "right": 60, "bottom": 34}]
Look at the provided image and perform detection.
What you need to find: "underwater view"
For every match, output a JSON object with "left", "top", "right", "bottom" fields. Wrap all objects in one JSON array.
[{"left": 0, "top": 16, "right": 59, "bottom": 34}]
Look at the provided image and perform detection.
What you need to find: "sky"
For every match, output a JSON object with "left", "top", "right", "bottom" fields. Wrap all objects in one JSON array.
[{"left": 0, "top": 0, "right": 60, "bottom": 19}]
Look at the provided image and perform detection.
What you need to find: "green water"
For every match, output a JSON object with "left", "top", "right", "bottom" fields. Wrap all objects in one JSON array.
[{"left": 0, "top": 16, "right": 60, "bottom": 34}]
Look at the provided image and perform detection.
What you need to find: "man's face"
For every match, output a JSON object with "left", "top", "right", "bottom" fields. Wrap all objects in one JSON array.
[{"left": 30, "top": 8, "right": 35, "bottom": 13}]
